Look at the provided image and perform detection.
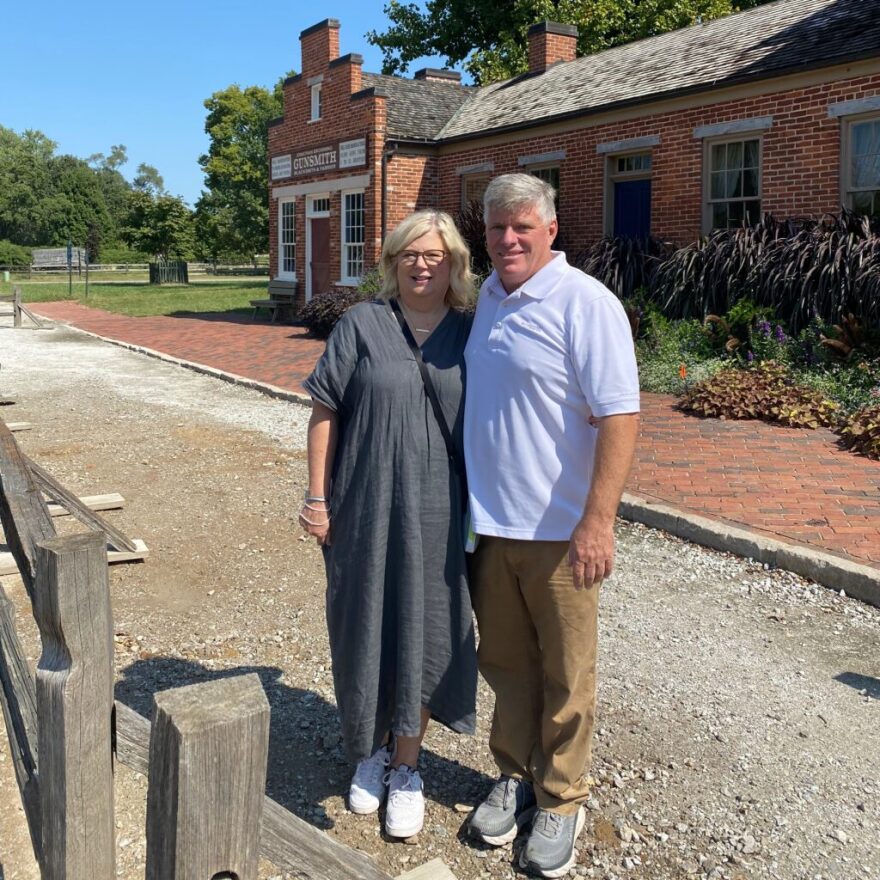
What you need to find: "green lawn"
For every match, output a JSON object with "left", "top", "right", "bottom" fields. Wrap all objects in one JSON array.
[{"left": 2, "top": 277, "right": 267, "bottom": 317}]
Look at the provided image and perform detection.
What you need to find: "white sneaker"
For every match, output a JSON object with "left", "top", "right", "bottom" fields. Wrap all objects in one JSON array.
[
  {"left": 384, "top": 764, "right": 425, "bottom": 838},
  {"left": 348, "top": 744, "right": 391, "bottom": 814}
]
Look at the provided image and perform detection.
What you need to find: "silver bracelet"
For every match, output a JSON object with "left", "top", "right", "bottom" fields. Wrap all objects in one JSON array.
[{"left": 305, "top": 493, "right": 327, "bottom": 502}]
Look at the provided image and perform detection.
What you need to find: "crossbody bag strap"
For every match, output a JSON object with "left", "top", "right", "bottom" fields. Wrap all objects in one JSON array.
[{"left": 388, "top": 298, "right": 465, "bottom": 479}]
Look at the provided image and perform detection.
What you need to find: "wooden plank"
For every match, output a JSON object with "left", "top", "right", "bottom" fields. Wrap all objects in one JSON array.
[
  {"left": 13, "top": 286, "right": 21, "bottom": 328},
  {"left": 0, "top": 539, "right": 148, "bottom": 576},
  {"left": 35, "top": 532, "right": 115, "bottom": 879},
  {"left": 0, "top": 582, "right": 42, "bottom": 864},
  {"left": 25, "top": 456, "right": 137, "bottom": 552},
  {"left": 396, "top": 860, "right": 458, "bottom": 880},
  {"left": 114, "top": 702, "right": 395, "bottom": 880},
  {"left": 0, "top": 421, "right": 56, "bottom": 600},
  {"left": 145, "top": 675, "right": 270, "bottom": 880},
  {"left": 17, "top": 303, "right": 45, "bottom": 329},
  {"left": 47, "top": 492, "right": 125, "bottom": 517},
  {"left": 6, "top": 423, "right": 32, "bottom": 433}
]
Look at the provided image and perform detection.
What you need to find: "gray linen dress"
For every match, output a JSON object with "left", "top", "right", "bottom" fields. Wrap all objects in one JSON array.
[{"left": 303, "top": 299, "right": 477, "bottom": 762}]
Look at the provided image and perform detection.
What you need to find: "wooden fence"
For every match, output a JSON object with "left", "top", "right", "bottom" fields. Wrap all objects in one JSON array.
[
  {"left": 0, "top": 420, "right": 454, "bottom": 880},
  {"left": 0, "top": 285, "right": 44, "bottom": 328}
]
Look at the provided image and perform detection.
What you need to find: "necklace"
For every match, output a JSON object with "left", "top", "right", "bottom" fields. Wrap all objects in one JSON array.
[{"left": 401, "top": 301, "right": 448, "bottom": 335}]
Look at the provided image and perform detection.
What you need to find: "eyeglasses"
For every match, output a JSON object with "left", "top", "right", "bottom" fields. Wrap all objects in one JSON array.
[{"left": 397, "top": 249, "right": 448, "bottom": 266}]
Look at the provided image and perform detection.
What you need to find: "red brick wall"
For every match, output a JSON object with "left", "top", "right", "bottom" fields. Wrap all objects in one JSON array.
[
  {"left": 300, "top": 22, "right": 340, "bottom": 77},
  {"left": 270, "top": 53, "right": 880, "bottom": 298},
  {"left": 268, "top": 49, "right": 385, "bottom": 307},
  {"left": 385, "top": 154, "right": 440, "bottom": 232},
  {"left": 436, "top": 71, "right": 880, "bottom": 247},
  {"left": 528, "top": 32, "right": 577, "bottom": 74}
]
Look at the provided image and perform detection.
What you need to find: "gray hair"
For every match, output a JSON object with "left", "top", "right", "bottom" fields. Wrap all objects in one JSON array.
[
  {"left": 483, "top": 173, "right": 556, "bottom": 225},
  {"left": 377, "top": 210, "right": 475, "bottom": 309}
]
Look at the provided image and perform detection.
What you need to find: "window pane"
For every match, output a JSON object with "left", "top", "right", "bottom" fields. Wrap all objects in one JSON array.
[
  {"left": 711, "top": 143, "right": 727, "bottom": 171},
  {"left": 743, "top": 139, "right": 760, "bottom": 169},
  {"left": 712, "top": 203, "right": 728, "bottom": 229},
  {"left": 852, "top": 190, "right": 875, "bottom": 215},
  {"left": 710, "top": 170, "right": 726, "bottom": 199},
  {"left": 743, "top": 167, "right": 759, "bottom": 198},
  {"left": 727, "top": 169, "right": 742, "bottom": 199},
  {"left": 727, "top": 141, "right": 743, "bottom": 170},
  {"left": 463, "top": 175, "right": 490, "bottom": 206},
  {"left": 343, "top": 192, "right": 365, "bottom": 279}
]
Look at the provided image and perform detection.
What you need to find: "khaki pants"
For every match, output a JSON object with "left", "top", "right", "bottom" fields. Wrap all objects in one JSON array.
[{"left": 470, "top": 536, "right": 599, "bottom": 814}]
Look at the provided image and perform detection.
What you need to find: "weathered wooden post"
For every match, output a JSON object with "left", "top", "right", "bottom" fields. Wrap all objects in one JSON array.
[
  {"left": 13, "top": 284, "right": 22, "bottom": 328},
  {"left": 34, "top": 531, "right": 115, "bottom": 879},
  {"left": 145, "top": 673, "right": 270, "bottom": 880}
]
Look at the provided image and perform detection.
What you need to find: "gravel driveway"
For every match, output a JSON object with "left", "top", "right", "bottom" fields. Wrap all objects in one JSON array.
[{"left": 1, "top": 324, "right": 878, "bottom": 880}]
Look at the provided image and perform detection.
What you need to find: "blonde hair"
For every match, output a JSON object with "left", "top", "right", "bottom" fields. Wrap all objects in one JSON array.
[{"left": 378, "top": 210, "right": 474, "bottom": 309}]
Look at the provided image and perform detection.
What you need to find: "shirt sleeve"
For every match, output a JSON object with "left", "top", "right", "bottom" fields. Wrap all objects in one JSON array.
[
  {"left": 570, "top": 292, "right": 641, "bottom": 418},
  {"left": 302, "top": 308, "right": 360, "bottom": 414}
]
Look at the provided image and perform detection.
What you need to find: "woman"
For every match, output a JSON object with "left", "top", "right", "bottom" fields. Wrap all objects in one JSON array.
[{"left": 300, "top": 210, "right": 477, "bottom": 839}]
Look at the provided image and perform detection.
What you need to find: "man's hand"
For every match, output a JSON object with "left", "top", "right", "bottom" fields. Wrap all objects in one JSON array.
[{"left": 568, "top": 514, "right": 614, "bottom": 589}]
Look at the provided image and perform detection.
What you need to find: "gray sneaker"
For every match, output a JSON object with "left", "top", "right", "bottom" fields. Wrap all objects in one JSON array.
[
  {"left": 519, "top": 806, "right": 586, "bottom": 878},
  {"left": 468, "top": 775, "right": 537, "bottom": 846}
]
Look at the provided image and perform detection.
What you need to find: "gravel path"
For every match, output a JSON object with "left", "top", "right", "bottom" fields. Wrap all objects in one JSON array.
[{"left": 1, "top": 324, "right": 878, "bottom": 880}]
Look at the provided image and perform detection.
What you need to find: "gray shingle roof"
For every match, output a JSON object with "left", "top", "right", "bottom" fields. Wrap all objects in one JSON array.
[
  {"left": 360, "top": 73, "right": 471, "bottom": 140},
  {"left": 437, "top": 0, "right": 880, "bottom": 141}
]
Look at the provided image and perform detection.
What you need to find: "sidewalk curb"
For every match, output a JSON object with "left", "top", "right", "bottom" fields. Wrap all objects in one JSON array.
[{"left": 620, "top": 493, "right": 880, "bottom": 607}]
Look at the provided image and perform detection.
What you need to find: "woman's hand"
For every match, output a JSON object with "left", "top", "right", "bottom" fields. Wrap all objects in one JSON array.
[{"left": 299, "top": 498, "right": 331, "bottom": 546}]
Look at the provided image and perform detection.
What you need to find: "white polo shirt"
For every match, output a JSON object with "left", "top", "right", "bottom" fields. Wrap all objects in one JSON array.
[{"left": 464, "top": 252, "right": 640, "bottom": 541}]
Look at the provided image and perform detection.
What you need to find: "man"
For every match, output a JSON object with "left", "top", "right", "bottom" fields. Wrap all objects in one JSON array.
[{"left": 464, "top": 173, "right": 640, "bottom": 878}]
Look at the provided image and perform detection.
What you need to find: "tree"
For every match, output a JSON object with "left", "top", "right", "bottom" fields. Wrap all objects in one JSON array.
[
  {"left": 368, "top": 0, "right": 777, "bottom": 83},
  {"left": 123, "top": 191, "right": 193, "bottom": 260},
  {"left": 132, "top": 163, "right": 165, "bottom": 196},
  {"left": 194, "top": 81, "right": 285, "bottom": 260}
]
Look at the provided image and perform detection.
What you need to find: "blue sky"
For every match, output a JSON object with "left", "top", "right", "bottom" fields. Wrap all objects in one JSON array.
[{"left": 1, "top": 1, "right": 452, "bottom": 206}]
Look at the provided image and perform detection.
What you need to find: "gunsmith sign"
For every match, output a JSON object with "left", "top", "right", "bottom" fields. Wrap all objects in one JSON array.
[{"left": 293, "top": 145, "right": 338, "bottom": 176}]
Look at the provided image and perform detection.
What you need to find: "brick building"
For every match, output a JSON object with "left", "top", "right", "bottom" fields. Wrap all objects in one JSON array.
[{"left": 268, "top": 0, "right": 880, "bottom": 306}]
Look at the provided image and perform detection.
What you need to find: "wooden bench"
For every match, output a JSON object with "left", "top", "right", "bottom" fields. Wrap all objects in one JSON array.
[{"left": 250, "top": 281, "right": 298, "bottom": 322}]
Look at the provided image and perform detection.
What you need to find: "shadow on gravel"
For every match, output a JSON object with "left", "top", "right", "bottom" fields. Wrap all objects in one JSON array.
[
  {"left": 834, "top": 671, "right": 880, "bottom": 699},
  {"left": 115, "top": 657, "right": 493, "bottom": 826}
]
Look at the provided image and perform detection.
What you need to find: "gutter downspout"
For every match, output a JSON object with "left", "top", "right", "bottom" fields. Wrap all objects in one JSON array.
[{"left": 381, "top": 142, "right": 397, "bottom": 240}]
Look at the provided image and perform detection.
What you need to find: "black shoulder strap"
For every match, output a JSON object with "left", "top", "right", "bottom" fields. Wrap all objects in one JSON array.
[{"left": 388, "top": 298, "right": 465, "bottom": 478}]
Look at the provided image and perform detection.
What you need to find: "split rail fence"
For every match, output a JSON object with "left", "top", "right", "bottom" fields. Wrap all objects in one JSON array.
[
  {"left": 0, "top": 419, "right": 454, "bottom": 880},
  {"left": 0, "top": 286, "right": 44, "bottom": 329}
]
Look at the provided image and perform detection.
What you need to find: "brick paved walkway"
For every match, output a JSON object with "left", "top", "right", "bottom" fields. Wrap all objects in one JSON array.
[{"left": 31, "top": 301, "right": 880, "bottom": 570}]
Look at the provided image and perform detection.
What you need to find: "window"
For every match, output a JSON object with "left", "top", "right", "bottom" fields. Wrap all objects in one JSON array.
[
  {"left": 278, "top": 199, "right": 296, "bottom": 279},
  {"left": 461, "top": 173, "right": 491, "bottom": 209},
  {"left": 845, "top": 116, "right": 880, "bottom": 218},
  {"left": 528, "top": 165, "right": 560, "bottom": 213},
  {"left": 342, "top": 191, "right": 365, "bottom": 281},
  {"left": 605, "top": 152, "right": 653, "bottom": 237},
  {"left": 706, "top": 138, "right": 761, "bottom": 230},
  {"left": 311, "top": 196, "right": 330, "bottom": 214},
  {"left": 310, "top": 83, "right": 322, "bottom": 121}
]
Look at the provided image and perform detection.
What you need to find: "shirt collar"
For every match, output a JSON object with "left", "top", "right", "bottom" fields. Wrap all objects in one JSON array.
[{"left": 485, "top": 251, "right": 568, "bottom": 302}]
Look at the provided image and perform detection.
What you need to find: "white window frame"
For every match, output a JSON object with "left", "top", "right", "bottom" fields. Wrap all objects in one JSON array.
[
  {"left": 277, "top": 197, "right": 296, "bottom": 281},
  {"left": 310, "top": 82, "right": 322, "bottom": 122},
  {"left": 340, "top": 189, "right": 365, "bottom": 286},
  {"left": 603, "top": 151, "right": 653, "bottom": 236},
  {"left": 841, "top": 111, "right": 880, "bottom": 218},
  {"left": 703, "top": 134, "right": 763, "bottom": 233}
]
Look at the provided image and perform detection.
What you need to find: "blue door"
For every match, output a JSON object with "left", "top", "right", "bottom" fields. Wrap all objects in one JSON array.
[{"left": 613, "top": 179, "right": 652, "bottom": 240}]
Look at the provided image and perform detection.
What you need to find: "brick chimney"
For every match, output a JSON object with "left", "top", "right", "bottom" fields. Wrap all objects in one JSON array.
[
  {"left": 300, "top": 19, "right": 340, "bottom": 77},
  {"left": 527, "top": 22, "right": 578, "bottom": 74},
  {"left": 414, "top": 68, "right": 462, "bottom": 84}
]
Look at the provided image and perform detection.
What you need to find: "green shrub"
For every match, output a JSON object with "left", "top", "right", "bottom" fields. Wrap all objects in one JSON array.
[
  {"left": 0, "top": 240, "right": 32, "bottom": 267},
  {"left": 839, "top": 403, "right": 880, "bottom": 460},
  {"left": 679, "top": 361, "right": 841, "bottom": 429}
]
